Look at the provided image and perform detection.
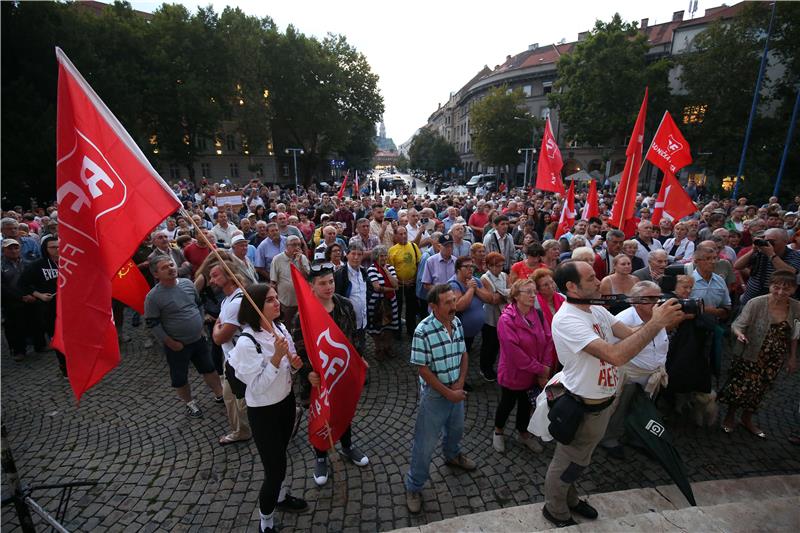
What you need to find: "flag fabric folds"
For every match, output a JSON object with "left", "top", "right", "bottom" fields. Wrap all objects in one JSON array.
[
  {"left": 337, "top": 171, "right": 349, "bottom": 200},
  {"left": 53, "top": 47, "right": 181, "bottom": 401},
  {"left": 581, "top": 179, "right": 599, "bottom": 220},
  {"left": 651, "top": 171, "right": 697, "bottom": 226},
  {"left": 290, "top": 264, "right": 367, "bottom": 451},
  {"left": 610, "top": 88, "right": 648, "bottom": 237},
  {"left": 111, "top": 260, "right": 151, "bottom": 315},
  {"left": 646, "top": 111, "right": 692, "bottom": 174},
  {"left": 535, "top": 117, "right": 566, "bottom": 195},
  {"left": 555, "top": 180, "right": 576, "bottom": 239}
]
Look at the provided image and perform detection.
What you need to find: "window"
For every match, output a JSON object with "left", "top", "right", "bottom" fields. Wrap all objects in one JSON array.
[
  {"left": 226, "top": 134, "right": 236, "bottom": 152},
  {"left": 683, "top": 104, "right": 707, "bottom": 125},
  {"left": 283, "top": 164, "right": 290, "bottom": 177},
  {"left": 169, "top": 164, "right": 180, "bottom": 180},
  {"left": 543, "top": 81, "right": 553, "bottom": 95},
  {"left": 523, "top": 85, "right": 532, "bottom": 97},
  {"left": 229, "top": 162, "right": 239, "bottom": 178},
  {"left": 201, "top": 163, "right": 211, "bottom": 177}
]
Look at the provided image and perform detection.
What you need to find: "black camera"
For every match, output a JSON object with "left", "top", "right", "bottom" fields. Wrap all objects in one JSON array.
[
  {"left": 421, "top": 217, "right": 429, "bottom": 225},
  {"left": 603, "top": 293, "right": 704, "bottom": 315},
  {"left": 753, "top": 238, "right": 769, "bottom": 247}
]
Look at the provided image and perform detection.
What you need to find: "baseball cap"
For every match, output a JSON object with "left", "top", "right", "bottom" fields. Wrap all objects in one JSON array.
[
  {"left": 2, "top": 239, "right": 20, "bottom": 247},
  {"left": 231, "top": 235, "right": 247, "bottom": 246},
  {"left": 440, "top": 234, "right": 454, "bottom": 246}
]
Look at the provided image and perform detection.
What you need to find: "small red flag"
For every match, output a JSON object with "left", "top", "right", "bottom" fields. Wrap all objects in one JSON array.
[
  {"left": 646, "top": 111, "right": 692, "bottom": 174},
  {"left": 651, "top": 171, "right": 697, "bottom": 226},
  {"left": 610, "top": 88, "right": 648, "bottom": 237},
  {"left": 53, "top": 48, "right": 181, "bottom": 400},
  {"left": 337, "top": 171, "right": 349, "bottom": 200},
  {"left": 111, "top": 259, "right": 151, "bottom": 315},
  {"left": 354, "top": 170, "right": 359, "bottom": 195},
  {"left": 555, "top": 180, "right": 576, "bottom": 239},
  {"left": 581, "top": 179, "right": 599, "bottom": 220},
  {"left": 290, "top": 264, "right": 367, "bottom": 451},
  {"left": 535, "top": 117, "right": 566, "bottom": 194}
]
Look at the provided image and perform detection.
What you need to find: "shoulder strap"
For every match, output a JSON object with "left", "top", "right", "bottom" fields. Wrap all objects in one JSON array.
[
  {"left": 412, "top": 242, "right": 420, "bottom": 263},
  {"left": 493, "top": 231, "right": 501, "bottom": 251},
  {"left": 237, "top": 332, "right": 262, "bottom": 354}
]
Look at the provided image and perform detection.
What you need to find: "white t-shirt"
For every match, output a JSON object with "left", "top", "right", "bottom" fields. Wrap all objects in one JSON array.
[
  {"left": 219, "top": 288, "right": 243, "bottom": 360},
  {"left": 551, "top": 303, "right": 620, "bottom": 399},
  {"left": 615, "top": 307, "right": 668, "bottom": 373}
]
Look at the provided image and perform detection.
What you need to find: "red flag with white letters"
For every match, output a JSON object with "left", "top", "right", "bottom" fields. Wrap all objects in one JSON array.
[
  {"left": 535, "top": 117, "right": 566, "bottom": 194},
  {"left": 53, "top": 48, "right": 181, "bottom": 401},
  {"left": 290, "top": 264, "right": 367, "bottom": 450},
  {"left": 646, "top": 111, "right": 692, "bottom": 174},
  {"left": 555, "top": 180, "right": 576, "bottom": 239},
  {"left": 651, "top": 170, "right": 697, "bottom": 226}
]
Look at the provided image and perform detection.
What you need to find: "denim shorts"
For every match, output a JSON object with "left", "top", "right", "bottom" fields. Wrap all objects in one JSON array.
[{"left": 164, "top": 338, "right": 214, "bottom": 387}]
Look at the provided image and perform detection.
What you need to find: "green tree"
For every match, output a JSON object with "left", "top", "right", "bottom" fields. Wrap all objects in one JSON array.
[
  {"left": 470, "top": 86, "right": 540, "bottom": 184},
  {"left": 408, "top": 129, "right": 459, "bottom": 173},
  {"left": 549, "top": 14, "right": 671, "bottom": 146},
  {"left": 395, "top": 153, "right": 410, "bottom": 172}
]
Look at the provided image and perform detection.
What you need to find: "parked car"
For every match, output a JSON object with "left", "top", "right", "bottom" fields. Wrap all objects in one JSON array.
[{"left": 466, "top": 173, "right": 497, "bottom": 189}]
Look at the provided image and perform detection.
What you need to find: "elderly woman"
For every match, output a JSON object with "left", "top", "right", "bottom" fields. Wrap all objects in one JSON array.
[
  {"left": 622, "top": 239, "right": 646, "bottom": 272},
  {"left": 324, "top": 242, "right": 345, "bottom": 271},
  {"left": 720, "top": 270, "right": 800, "bottom": 438},
  {"left": 532, "top": 268, "right": 564, "bottom": 328},
  {"left": 541, "top": 239, "right": 560, "bottom": 270},
  {"left": 571, "top": 246, "right": 596, "bottom": 265},
  {"left": 470, "top": 242, "right": 487, "bottom": 277},
  {"left": 493, "top": 279, "right": 554, "bottom": 454},
  {"left": 663, "top": 221, "right": 695, "bottom": 263},
  {"left": 367, "top": 245, "right": 399, "bottom": 358},
  {"left": 479, "top": 252, "right": 510, "bottom": 381}
]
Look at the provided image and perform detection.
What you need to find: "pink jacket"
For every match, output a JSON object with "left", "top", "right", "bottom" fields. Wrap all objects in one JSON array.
[{"left": 497, "top": 303, "right": 555, "bottom": 391}]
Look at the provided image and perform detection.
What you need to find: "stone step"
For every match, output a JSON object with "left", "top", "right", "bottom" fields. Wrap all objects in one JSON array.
[{"left": 391, "top": 475, "right": 800, "bottom": 533}]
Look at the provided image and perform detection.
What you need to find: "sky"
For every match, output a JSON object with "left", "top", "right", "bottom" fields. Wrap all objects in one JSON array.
[{"left": 131, "top": 0, "right": 705, "bottom": 146}]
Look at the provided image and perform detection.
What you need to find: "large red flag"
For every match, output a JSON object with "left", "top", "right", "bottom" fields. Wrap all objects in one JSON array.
[
  {"left": 651, "top": 171, "right": 697, "bottom": 226},
  {"left": 337, "top": 171, "right": 349, "bottom": 200},
  {"left": 610, "top": 88, "right": 648, "bottom": 237},
  {"left": 111, "top": 259, "right": 151, "bottom": 315},
  {"left": 581, "top": 179, "right": 599, "bottom": 220},
  {"left": 53, "top": 48, "right": 181, "bottom": 400},
  {"left": 290, "top": 264, "right": 367, "bottom": 451},
  {"left": 535, "top": 117, "right": 566, "bottom": 194},
  {"left": 555, "top": 180, "right": 576, "bottom": 239},
  {"left": 646, "top": 111, "right": 692, "bottom": 174}
]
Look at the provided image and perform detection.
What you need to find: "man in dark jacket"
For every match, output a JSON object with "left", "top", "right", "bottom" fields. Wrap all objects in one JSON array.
[{"left": 2, "top": 239, "right": 34, "bottom": 360}]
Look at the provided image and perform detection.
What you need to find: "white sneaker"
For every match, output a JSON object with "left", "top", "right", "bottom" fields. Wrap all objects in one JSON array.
[
  {"left": 492, "top": 432, "right": 505, "bottom": 453},
  {"left": 519, "top": 434, "right": 543, "bottom": 453},
  {"left": 313, "top": 457, "right": 329, "bottom": 486}
]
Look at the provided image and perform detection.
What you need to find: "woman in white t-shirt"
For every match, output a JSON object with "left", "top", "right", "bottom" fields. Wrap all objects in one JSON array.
[{"left": 228, "top": 284, "right": 307, "bottom": 532}]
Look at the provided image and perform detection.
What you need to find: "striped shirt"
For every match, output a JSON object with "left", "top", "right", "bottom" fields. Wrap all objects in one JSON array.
[{"left": 410, "top": 314, "right": 466, "bottom": 385}]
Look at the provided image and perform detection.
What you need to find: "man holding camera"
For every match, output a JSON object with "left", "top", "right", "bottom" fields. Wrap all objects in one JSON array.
[
  {"left": 734, "top": 228, "right": 800, "bottom": 304},
  {"left": 542, "top": 261, "right": 682, "bottom": 527}
]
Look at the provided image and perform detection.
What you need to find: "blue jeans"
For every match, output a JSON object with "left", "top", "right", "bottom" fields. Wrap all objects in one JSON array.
[{"left": 405, "top": 384, "right": 465, "bottom": 493}]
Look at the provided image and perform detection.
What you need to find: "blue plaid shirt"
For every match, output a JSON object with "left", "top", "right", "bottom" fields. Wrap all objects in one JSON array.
[{"left": 410, "top": 314, "right": 466, "bottom": 385}]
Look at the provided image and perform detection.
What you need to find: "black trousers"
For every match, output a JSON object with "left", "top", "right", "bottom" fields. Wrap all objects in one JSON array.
[
  {"left": 396, "top": 284, "right": 419, "bottom": 335},
  {"left": 314, "top": 424, "right": 352, "bottom": 457},
  {"left": 494, "top": 386, "right": 532, "bottom": 434},
  {"left": 479, "top": 324, "right": 499, "bottom": 374},
  {"left": 248, "top": 393, "right": 296, "bottom": 515},
  {"left": 35, "top": 300, "right": 66, "bottom": 373},
  {"left": 3, "top": 305, "right": 30, "bottom": 355}
]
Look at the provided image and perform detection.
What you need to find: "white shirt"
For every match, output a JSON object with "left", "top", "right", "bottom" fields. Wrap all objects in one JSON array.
[
  {"left": 615, "top": 307, "right": 668, "bottom": 374},
  {"left": 219, "top": 288, "right": 243, "bottom": 360},
  {"left": 662, "top": 237, "right": 694, "bottom": 263},
  {"left": 347, "top": 264, "right": 368, "bottom": 329},
  {"left": 211, "top": 223, "right": 237, "bottom": 247},
  {"left": 406, "top": 223, "right": 421, "bottom": 242},
  {"left": 635, "top": 237, "right": 663, "bottom": 265},
  {"left": 551, "top": 303, "right": 620, "bottom": 399},
  {"left": 228, "top": 323, "right": 296, "bottom": 407}
]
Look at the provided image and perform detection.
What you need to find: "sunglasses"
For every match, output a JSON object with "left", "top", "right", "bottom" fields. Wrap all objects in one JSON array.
[{"left": 309, "top": 262, "right": 335, "bottom": 274}]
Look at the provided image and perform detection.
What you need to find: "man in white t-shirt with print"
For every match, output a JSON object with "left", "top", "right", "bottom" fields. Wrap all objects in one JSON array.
[
  {"left": 210, "top": 262, "right": 251, "bottom": 446},
  {"left": 542, "top": 261, "right": 681, "bottom": 528}
]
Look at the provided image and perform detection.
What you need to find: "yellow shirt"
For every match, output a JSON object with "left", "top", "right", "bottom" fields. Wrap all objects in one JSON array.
[{"left": 388, "top": 242, "right": 420, "bottom": 282}]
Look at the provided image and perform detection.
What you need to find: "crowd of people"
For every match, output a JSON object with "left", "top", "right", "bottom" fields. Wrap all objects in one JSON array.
[{"left": 2, "top": 177, "right": 799, "bottom": 531}]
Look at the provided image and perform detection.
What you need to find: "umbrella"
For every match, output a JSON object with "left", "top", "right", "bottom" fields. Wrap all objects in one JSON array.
[
  {"left": 589, "top": 170, "right": 604, "bottom": 180},
  {"left": 608, "top": 172, "right": 623, "bottom": 183},
  {"left": 625, "top": 386, "right": 697, "bottom": 506},
  {"left": 564, "top": 169, "right": 591, "bottom": 182}
]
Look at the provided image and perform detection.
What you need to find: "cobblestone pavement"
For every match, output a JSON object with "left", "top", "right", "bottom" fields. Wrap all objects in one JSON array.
[{"left": 2, "top": 317, "right": 800, "bottom": 532}]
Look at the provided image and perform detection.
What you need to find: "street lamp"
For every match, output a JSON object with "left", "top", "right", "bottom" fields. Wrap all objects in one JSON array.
[
  {"left": 285, "top": 147, "right": 304, "bottom": 194},
  {"left": 517, "top": 147, "right": 537, "bottom": 189}
]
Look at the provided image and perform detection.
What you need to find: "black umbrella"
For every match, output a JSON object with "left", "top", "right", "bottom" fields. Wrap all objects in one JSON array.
[{"left": 625, "top": 386, "right": 697, "bottom": 506}]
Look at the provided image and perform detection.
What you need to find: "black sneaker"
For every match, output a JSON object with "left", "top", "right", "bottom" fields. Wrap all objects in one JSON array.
[
  {"left": 313, "top": 458, "right": 328, "bottom": 486},
  {"left": 186, "top": 403, "right": 203, "bottom": 419},
  {"left": 569, "top": 500, "right": 598, "bottom": 520},
  {"left": 343, "top": 445, "right": 369, "bottom": 466},
  {"left": 542, "top": 506, "right": 577, "bottom": 528},
  {"left": 276, "top": 493, "right": 308, "bottom": 513},
  {"left": 213, "top": 395, "right": 224, "bottom": 404},
  {"left": 479, "top": 370, "right": 496, "bottom": 382}
]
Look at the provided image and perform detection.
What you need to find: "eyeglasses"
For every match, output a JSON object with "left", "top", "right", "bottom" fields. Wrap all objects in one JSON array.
[{"left": 517, "top": 289, "right": 536, "bottom": 296}]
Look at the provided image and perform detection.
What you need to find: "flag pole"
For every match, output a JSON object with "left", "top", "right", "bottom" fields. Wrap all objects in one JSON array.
[{"left": 773, "top": 87, "right": 799, "bottom": 198}]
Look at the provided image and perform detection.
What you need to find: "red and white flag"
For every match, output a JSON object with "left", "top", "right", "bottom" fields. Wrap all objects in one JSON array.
[
  {"left": 337, "top": 170, "right": 349, "bottom": 200},
  {"left": 290, "top": 264, "right": 367, "bottom": 451},
  {"left": 651, "top": 170, "right": 697, "bottom": 226},
  {"left": 535, "top": 117, "right": 566, "bottom": 195},
  {"left": 581, "top": 179, "right": 599, "bottom": 220},
  {"left": 111, "top": 259, "right": 151, "bottom": 315},
  {"left": 646, "top": 111, "right": 692, "bottom": 174},
  {"left": 53, "top": 48, "right": 181, "bottom": 401},
  {"left": 610, "top": 87, "right": 648, "bottom": 237},
  {"left": 555, "top": 180, "right": 576, "bottom": 239}
]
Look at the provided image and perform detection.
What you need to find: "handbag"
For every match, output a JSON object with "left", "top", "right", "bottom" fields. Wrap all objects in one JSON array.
[
  {"left": 374, "top": 298, "right": 394, "bottom": 327},
  {"left": 547, "top": 390, "right": 585, "bottom": 445}
]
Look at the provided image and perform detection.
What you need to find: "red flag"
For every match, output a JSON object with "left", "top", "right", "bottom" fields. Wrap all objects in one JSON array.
[
  {"left": 535, "top": 117, "right": 566, "bottom": 194},
  {"left": 581, "top": 179, "right": 599, "bottom": 220},
  {"left": 651, "top": 170, "right": 697, "bottom": 226},
  {"left": 646, "top": 111, "right": 692, "bottom": 174},
  {"left": 53, "top": 48, "right": 181, "bottom": 400},
  {"left": 111, "top": 259, "right": 151, "bottom": 315},
  {"left": 610, "top": 88, "right": 648, "bottom": 237},
  {"left": 555, "top": 180, "right": 576, "bottom": 239},
  {"left": 337, "top": 171, "right": 348, "bottom": 200},
  {"left": 290, "top": 264, "right": 367, "bottom": 451},
  {"left": 354, "top": 170, "right": 359, "bottom": 195}
]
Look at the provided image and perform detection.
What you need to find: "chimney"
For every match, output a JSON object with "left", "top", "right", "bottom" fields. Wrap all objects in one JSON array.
[
  {"left": 578, "top": 31, "right": 589, "bottom": 41},
  {"left": 528, "top": 43, "right": 539, "bottom": 51},
  {"left": 673, "top": 10, "right": 684, "bottom": 21},
  {"left": 640, "top": 18, "right": 649, "bottom": 29}
]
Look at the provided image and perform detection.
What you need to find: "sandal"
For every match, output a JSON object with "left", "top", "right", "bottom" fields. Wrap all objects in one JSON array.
[
  {"left": 219, "top": 434, "right": 249, "bottom": 446},
  {"left": 743, "top": 424, "right": 766, "bottom": 439}
]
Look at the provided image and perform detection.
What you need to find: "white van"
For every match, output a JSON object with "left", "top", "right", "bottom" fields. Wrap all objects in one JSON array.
[{"left": 466, "top": 174, "right": 496, "bottom": 189}]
